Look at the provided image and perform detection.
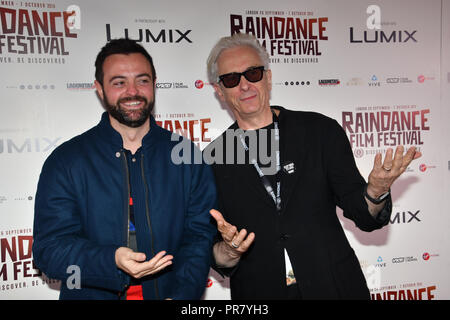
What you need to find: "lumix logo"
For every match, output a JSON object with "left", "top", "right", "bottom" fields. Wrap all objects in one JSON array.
[
  {"left": 350, "top": 5, "right": 418, "bottom": 44},
  {"left": 0, "top": 137, "right": 61, "bottom": 154},
  {"left": 105, "top": 24, "right": 192, "bottom": 43},
  {"left": 350, "top": 28, "right": 417, "bottom": 43},
  {"left": 390, "top": 210, "right": 421, "bottom": 224}
]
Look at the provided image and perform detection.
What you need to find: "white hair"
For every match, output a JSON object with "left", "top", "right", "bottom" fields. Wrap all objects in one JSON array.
[{"left": 206, "top": 33, "right": 270, "bottom": 84}]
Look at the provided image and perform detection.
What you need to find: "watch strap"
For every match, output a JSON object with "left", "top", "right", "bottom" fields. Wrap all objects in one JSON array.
[{"left": 364, "top": 185, "right": 390, "bottom": 204}]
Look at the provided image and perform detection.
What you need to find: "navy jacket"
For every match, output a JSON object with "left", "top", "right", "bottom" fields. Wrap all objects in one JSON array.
[{"left": 33, "top": 112, "right": 217, "bottom": 300}]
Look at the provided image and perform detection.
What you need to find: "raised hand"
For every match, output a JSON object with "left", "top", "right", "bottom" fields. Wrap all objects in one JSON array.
[
  {"left": 210, "top": 209, "right": 255, "bottom": 267},
  {"left": 367, "top": 145, "right": 421, "bottom": 198}
]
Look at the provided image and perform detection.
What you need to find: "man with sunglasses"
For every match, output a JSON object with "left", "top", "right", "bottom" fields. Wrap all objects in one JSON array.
[{"left": 205, "top": 33, "right": 421, "bottom": 300}]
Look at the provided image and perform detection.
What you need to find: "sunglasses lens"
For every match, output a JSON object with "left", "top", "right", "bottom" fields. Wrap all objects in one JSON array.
[
  {"left": 219, "top": 67, "right": 265, "bottom": 88},
  {"left": 221, "top": 74, "right": 240, "bottom": 88},
  {"left": 244, "top": 68, "right": 264, "bottom": 82}
]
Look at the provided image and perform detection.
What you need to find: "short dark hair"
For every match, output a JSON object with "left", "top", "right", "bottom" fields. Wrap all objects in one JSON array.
[{"left": 94, "top": 38, "right": 156, "bottom": 85}]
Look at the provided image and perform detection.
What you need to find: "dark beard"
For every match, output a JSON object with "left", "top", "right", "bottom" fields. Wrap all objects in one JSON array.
[{"left": 104, "top": 94, "right": 154, "bottom": 128}]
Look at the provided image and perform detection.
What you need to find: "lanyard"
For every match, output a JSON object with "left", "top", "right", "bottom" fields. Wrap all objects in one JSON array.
[{"left": 238, "top": 112, "right": 281, "bottom": 212}]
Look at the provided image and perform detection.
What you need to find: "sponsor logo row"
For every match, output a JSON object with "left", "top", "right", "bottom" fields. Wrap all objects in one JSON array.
[
  {"left": 367, "top": 252, "right": 441, "bottom": 269},
  {"left": 3, "top": 72, "right": 436, "bottom": 92}
]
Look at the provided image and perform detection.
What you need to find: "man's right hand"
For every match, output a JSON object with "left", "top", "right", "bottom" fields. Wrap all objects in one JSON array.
[
  {"left": 210, "top": 209, "right": 255, "bottom": 268},
  {"left": 115, "top": 247, "right": 173, "bottom": 278}
]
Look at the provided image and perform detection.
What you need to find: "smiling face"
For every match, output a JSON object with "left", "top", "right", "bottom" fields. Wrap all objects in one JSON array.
[
  {"left": 95, "top": 53, "right": 155, "bottom": 128},
  {"left": 214, "top": 45, "right": 272, "bottom": 129}
]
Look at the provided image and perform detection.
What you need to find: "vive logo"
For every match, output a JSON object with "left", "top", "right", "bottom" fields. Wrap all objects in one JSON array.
[{"left": 375, "top": 256, "right": 387, "bottom": 268}]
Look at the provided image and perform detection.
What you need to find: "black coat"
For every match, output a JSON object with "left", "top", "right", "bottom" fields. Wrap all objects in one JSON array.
[{"left": 207, "top": 106, "right": 391, "bottom": 300}]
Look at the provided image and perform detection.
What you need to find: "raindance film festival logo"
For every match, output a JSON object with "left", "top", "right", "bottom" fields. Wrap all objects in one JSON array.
[
  {"left": 155, "top": 112, "right": 212, "bottom": 150},
  {"left": 229, "top": 9, "right": 329, "bottom": 64},
  {"left": 0, "top": 229, "right": 59, "bottom": 293},
  {"left": 0, "top": 3, "right": 81, "bottom": 64},
  {"left": 341, "top": 105, "right": 430, "bottom": 158},
  {"left": 371, "top": 283, "right": 437, "bottom": 300}
]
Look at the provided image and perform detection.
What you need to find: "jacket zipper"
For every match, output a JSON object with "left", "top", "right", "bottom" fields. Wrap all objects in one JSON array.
[
  {"left": 121, "top": 150, "right": 131, "bottom": 248},
  {"left": 140, "top": 152, "right": 160, "bottom": 300},
  {"left": 119, "top": 150, "right": 131, "bottom": 300}
]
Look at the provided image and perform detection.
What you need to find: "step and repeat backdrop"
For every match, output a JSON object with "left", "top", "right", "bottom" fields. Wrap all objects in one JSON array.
[{"left": 0, "top": 0, "right": 449, "bottom": 300}]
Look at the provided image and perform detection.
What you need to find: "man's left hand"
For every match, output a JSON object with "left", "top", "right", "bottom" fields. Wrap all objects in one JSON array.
[{"left": 367, "top": 145, "right": 422, "bottom": 198}]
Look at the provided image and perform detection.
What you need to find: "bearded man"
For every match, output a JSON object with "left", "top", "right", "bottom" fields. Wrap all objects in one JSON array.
[{"left": 32, "top": 38, "right": 217, "bottom": 300}]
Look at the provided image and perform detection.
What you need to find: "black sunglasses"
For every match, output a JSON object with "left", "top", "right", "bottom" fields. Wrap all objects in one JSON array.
[{"left": 218, "top": 66, "right": 265, "bottom": 88}]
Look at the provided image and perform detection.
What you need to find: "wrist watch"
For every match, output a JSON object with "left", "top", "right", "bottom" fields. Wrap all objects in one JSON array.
[{"left": 364, "top": 185, "right": 390, "bottom": 204}]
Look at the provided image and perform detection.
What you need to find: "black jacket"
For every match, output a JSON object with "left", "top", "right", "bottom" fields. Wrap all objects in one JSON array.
[{"left": 206, "top": 106, "right": 391, "bottom": 300}]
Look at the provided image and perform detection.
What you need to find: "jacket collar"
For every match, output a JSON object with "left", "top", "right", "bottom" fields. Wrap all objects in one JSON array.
[{"left": 96, "top": 112, "right": 163, "bottom": 150}]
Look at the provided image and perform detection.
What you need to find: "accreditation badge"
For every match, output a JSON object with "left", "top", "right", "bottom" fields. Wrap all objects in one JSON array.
[{"left": 284, "top": 249, "right": 297, "bottom": 286}]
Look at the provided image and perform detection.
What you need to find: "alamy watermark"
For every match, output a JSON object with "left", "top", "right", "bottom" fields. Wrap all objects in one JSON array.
[
  {"left": 66, "top": 265, "right": 81, "bottom": 289},
  {"left": 170, "top": 128, "right": 280, "bottom": 175}
]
